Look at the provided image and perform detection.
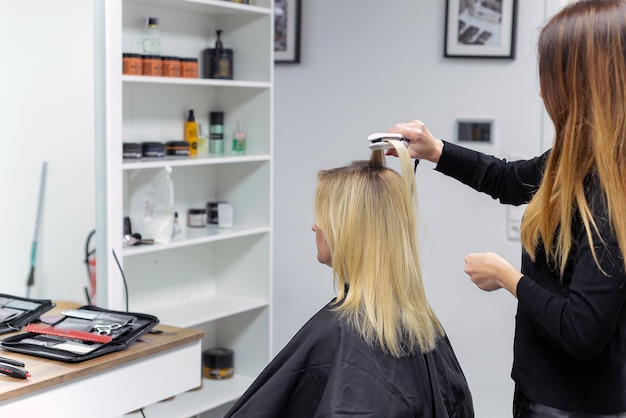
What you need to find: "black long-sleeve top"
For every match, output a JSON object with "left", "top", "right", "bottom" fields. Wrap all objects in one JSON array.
[{"left": 435, "top": 141, "right": 626, "bottom": 414}]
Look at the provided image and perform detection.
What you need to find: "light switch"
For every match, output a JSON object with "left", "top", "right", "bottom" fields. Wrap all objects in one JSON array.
[
  {"left": 507, "top": 205, "right": 526, "bottom": 241},
  {"left": 457, "top": 119, "right": 493, "bottom": 143}
]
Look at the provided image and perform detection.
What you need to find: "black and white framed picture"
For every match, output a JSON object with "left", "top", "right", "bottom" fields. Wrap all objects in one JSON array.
[
  {"left": 274, "top": 0, "right": 302, "bottom": 63},
  {"left": 444, "top": 0, "right": 517, "bottom": 58}
]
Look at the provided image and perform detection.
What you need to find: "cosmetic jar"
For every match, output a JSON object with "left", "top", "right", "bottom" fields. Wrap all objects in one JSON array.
[
  {"left": 181, "top": 58, "right": 198, "bottom": 78},
  {"left": 141, "top": 142, "right": 166, "bottom": 157},
  {"left": 123, "top": 53, "right": 142, "bottom": 75},
  {"left": 142, "top": 55, "right": 162, "bottom": 76},
  {"left": 123, "top": 142, "right": 142, "bottom": 159},
  {"left": 162, "top": 56, "right": 181, "bottom": 77},
  {"left": 165, "top": 141, "right": 190, "bottom": 156},
  {"left": 202, "top": 348, "right": 234, "bottom": 380},
  {"left": 206, "top": 201, "right": 227, "bottom": 225},
  {"left": 187, "top": 208, "right": 207, "bottom": 227}
]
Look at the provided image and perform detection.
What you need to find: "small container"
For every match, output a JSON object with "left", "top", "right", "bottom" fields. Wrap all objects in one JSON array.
[
  {"left": 172, "top": 212, "right": 181, "bottom": 236},
  {"left": 142, "top": 55, "right": 162, "bottom": 76},
  {"left": 202, "top": 348, "right": 234, "bottom": 380},
  {"left": 209, "top": 111, "right": 224, "bottom": 156},
  {"left": 141, "top": 142, "right": 165, "bottom": 157},
  {"left": 197, "top": 124, "right": 209, "bottom": 156},
  {"left": 232, "top": 121, "right": 246, "bottom": 155},
  {"left": 217, "top": 203, "right": 233, "bottom": 228},
  {"left": 184, "top": 110, "right": 198, "bottom": 156},
  {"left": 123, "top": 142, "right": 142, "bottom": 159},
  {"left": 141, "top": 17, "right": 161, "bottom": 55},
  {"left": 187, "top": 208, "right": 207, "bottom": 227},
  {"left": 203, "top": 48, "right": 234, "bottom": 79},
  {"left": 203, "top": 30, "right": 233, "bottom": 79},
  {"left": 165, "top": 141, "right": 190, "bottom": 156},
  {"left": 162, "top": 56, "right": 181, "bottom": 77},
  {"left": 122, "top": 53, "right": 142, "bottom": 75},
  {"left": 206, "top": 201, "right": 227, "bottom": 225},
  {"left": 181, "top": 58, "right": 198, "bottom": 78}
]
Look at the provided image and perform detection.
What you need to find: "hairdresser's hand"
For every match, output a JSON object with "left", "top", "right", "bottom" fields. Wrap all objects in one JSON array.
[
  {"left": 464, "top": 252, "right": 523, "bottom": 298},
  {"left": 387, "top": 119, "right": 444, "bottom": 163}
]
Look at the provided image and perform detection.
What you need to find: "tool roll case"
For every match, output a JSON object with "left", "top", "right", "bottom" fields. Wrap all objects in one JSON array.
[
  {"left": 0, "top": 294, "right": 55, "bottom": 334},
  {"left": 1, "top": 305, "right": 159, "bottom": 362}
]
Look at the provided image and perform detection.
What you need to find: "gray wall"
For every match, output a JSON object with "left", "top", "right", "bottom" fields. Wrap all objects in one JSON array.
[{"left": 273, "top": 1, "right": 564, "bottom": 416}]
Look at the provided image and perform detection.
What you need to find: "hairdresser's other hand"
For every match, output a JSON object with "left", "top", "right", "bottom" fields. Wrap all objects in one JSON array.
[
  {"left": 464, "top": 252, "right": 523, "bottom": 298},
  {"left": 387, "top": 119, "right": 444, "bottom": 163}
]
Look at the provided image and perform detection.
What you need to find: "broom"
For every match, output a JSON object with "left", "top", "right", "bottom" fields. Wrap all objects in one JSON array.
[{"left": 26, "top": 161, "right": 47, "bottom": 298}]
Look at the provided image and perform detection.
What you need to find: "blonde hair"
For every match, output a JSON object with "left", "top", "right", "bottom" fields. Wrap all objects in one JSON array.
[
  {"left": 521, "top": 0, "right": 626, "bottom": 276},
  {"left": 314, "top": 141, "right": 443, "bottom": 357}
]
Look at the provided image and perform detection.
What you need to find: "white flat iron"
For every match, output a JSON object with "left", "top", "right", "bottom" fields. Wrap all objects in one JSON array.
[{"left": 367, "top": 133, "right": 408, "bottom": 150}]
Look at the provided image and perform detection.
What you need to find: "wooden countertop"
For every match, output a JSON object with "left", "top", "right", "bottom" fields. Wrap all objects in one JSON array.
[{"left": 0, "top": 324, "right": 203, "bottom": 403}]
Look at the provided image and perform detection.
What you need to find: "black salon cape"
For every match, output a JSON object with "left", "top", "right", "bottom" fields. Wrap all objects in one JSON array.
[{"left": 225, "top": 301, "right": 474, "bottom": 417}]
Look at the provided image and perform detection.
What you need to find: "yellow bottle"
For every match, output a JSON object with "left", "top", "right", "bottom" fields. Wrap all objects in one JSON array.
[{"left": 185, "top": 109, "right": 198, "bottom": 156}]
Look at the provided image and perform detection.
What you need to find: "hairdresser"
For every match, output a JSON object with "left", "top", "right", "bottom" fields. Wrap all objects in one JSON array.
[{"left": 389, "top": 1, "right": 626, "bottom": 416}]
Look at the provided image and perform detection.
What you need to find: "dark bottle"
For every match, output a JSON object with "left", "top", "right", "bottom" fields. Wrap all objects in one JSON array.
[
  {"left": 209, "top": 111, "right": 225, "bottom": 156},
  {"left": 203, "top": 30, "right": 233, "bottom": 79}
]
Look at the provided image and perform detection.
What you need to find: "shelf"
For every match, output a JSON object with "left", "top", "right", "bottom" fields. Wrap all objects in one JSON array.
[
  {"left": 125, "top": 0, "right": 271, "bottom": 16},
  {"left": 124, "top": 375, "right": 254, "bottom": 418},
  {"left": 101, "top": 0, "right": 273, "bottom": 414},
  {"left": 122, "top": 75, "right": 271, "bottom": 89},
  {"left": 122, "top": 153, "right": 270, "bottom": 170},
  {"left": 123, "top": 225, "right": 270, "bottom": 256},
  {"left": 138, "top": 294, "right": 268, "bottom": 327}
]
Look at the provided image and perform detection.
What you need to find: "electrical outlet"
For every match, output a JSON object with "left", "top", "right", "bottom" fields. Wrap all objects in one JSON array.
[
  {"left": 507, "top": 221, "right": 521, "bottom": 240},
  {"left": 506, "top": 205, "right": 526, "bottom": 241}
]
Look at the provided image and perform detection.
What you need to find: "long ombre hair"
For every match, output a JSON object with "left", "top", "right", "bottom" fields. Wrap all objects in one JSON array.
[
  {"left": 314, "top": 141, "right": 443, "bottom": 357},
  {"left": 521, "top": 0, "right": 626, "bottom": 276}
]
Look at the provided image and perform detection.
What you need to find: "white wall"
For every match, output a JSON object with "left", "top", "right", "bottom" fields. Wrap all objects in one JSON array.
[
  {"left": 0, "top": 0, "right": 95, "bottom": 303},
  {"left": 273, "top": 2, "right": 557, "bottom": 417}
]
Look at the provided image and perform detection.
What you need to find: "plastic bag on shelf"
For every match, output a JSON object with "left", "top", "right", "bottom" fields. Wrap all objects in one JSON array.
[{"left": 127, "top": 166, "right": 174, "bottom": 244}]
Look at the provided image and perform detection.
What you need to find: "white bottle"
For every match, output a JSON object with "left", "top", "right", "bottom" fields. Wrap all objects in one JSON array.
[
  {"left": 141, "top": 17, "right": 161, "bottom": 55},
  {"left": 197, "top": 124, "right": 209, "bottom": 156}
]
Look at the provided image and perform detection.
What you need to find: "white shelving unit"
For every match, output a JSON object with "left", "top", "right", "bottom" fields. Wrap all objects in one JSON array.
[{"left": 96, "top": 0, "right": 273, "bottom": 416}]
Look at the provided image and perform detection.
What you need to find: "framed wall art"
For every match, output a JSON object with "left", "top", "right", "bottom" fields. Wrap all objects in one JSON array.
[
  {"left": 274, "top": 0, "right": 302, "bottom": 63},
  {"left": 444, "top": 0, "right": 517, "bottom": 58}
]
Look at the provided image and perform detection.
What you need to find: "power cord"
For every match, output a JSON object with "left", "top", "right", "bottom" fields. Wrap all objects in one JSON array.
[
  {"left": 84, "top": 230, "right": 96, "bottom": 305},
  {"left": 83, "top": 231, "right": 130, "bottom": 313},
  {"left": 112, "top": 248, "right": 162, "bottom": 335},
  {"left": 112, "top": 248, "right": 130, "bottom": 312}
]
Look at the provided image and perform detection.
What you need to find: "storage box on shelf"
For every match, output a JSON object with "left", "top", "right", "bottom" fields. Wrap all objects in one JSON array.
[{"left": 97, "top": 1, "right": 273, "bottom": 416}]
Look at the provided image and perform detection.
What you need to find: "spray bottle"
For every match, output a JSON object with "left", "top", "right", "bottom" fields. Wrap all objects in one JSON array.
[{"left": 185, "top": 109, "right": 198, "bottom": 156}]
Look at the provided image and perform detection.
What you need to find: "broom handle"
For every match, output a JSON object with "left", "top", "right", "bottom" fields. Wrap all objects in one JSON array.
[
  {"left": 27, "top": 161, "right": 47, "bottom": 292},
  {"left": 32, "top": 161, "right": 48, "bottom": 245}
]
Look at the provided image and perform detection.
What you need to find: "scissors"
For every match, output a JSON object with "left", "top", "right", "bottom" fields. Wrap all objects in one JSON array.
[{"left": 92, "top": 323, "right": 123, "bottom": 335}]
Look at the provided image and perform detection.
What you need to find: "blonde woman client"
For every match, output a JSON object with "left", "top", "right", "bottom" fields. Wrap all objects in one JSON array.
[{"left": 224, "top": 141, "right": 474, "bottom": 417}]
